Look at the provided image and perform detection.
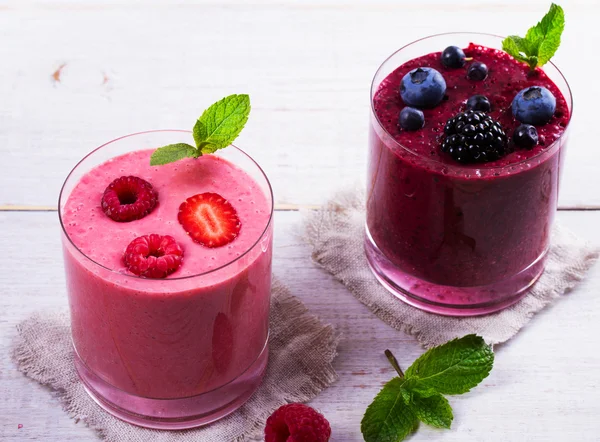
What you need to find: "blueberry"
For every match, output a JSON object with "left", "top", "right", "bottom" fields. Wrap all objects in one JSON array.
[
  {"left": 441, "top": 46, "right": 466, "bottom": 68},
  {"left": 400, "top": 67, "right": 447, "bottom": 108},
  {"left": 467, "top": 62, "right": 488, "bottom": 81},
  {"left": 512, "top": 86, "right": 556, "bottom": 125},
  {"left": 466, "top": 95, "right": 491, "bottom": 112},
  {"left": 513, "top": 124, "right": 539, "bottom": 149},
  {"left": 399, "top": 107, "right": 425, "bottom": 131}
]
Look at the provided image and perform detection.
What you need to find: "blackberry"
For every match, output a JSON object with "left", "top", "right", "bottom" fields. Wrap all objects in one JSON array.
[{"left": 441, "top": 110, "right": 508, "bottom": 163}]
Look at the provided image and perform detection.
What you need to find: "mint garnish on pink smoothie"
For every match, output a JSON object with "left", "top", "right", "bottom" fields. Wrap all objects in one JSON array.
[
  {"left": 502, "top": 3, "right": 565, "bottom": 70},
  {"left": 150, "top": 93, "right": 251, "bottom": 166},
  {"left": 361, "top": 335, "right": 494, "bottom": 442}
]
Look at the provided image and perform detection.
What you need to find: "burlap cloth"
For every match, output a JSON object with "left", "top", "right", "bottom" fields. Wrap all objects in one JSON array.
[
  {"left": 12, "top": 279, "right": 340, "bottom": 441},
  {"left": 303, "top": 190, "right": 599, "bottom": 348}
]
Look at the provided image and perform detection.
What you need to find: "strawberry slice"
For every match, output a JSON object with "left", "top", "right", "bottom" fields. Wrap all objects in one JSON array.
[{"left": 178, "top": 192, "right": 241, "bottom": 248}]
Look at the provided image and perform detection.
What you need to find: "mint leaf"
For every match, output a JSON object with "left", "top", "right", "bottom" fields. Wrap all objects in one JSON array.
[
  {"left": 530, "top": 3, "right": 565, "bottom": 66},
  {"left": 362, "top": 338, "right": 494, "bottom": 442},
  {"left": 150, "top": 143, "right": 198, "bottom": 166},
  {"left": 193, "top": 94, "right": 250, "bottom": 154},
  {"left": 361, "top": 377, "right": 419, "bottom": 442},
  {"left": 510, "top": 35, "right": 535, "bottom": 54},
  {"left": 502, "top": 36, "right": 536, "bottom": 66},
  {"left": 150, "top": 94, "right": 251, "bottom": 166},
  {"left": 501, "top": 3, "right": 565, "bottom": 70},
  {"left": 405, "top": 334, "right": 494, "bottom": 395},
  {"left": 409, "top": 392, "right": 453, "bottom": 429},
  {"left": 502, "top": 36, "right": 540, "bottom": 69}
]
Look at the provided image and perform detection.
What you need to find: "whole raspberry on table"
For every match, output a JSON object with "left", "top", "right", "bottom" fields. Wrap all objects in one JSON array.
[{"left": 265, "top": 403, "right": 331, "bottom": 442}]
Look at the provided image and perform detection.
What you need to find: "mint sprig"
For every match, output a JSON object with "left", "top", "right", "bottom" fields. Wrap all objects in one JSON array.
[
  {"left": 361, "top": 377, "right": 419, "bottom": 442},
  {"left": 361, "top": 335, "right": 494, "bottom": 442},
  {"left": 150, "top": 94, "right": 251, "bottom": 166},
  {"left": 502, "top": 3, "right": 565, "bottom": 70},
  {"left": 410, "top": 391, "right": 453, "bottom": 429},
  {"left": 149, "top": 143, "right": 199, "bottom": 165}
]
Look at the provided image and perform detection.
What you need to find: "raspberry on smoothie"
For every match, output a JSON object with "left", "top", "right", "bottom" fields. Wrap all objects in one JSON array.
[{"left": 365, "top": 6, "right": 570, "bottom": 315}]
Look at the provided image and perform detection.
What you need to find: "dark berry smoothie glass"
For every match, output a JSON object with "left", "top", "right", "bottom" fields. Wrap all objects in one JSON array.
[
  {"left": 366, "top": 33, "right": 572, "bottom": 316},
  {"left": 59, "top": 130, "right": 274, "bottom": 429}
]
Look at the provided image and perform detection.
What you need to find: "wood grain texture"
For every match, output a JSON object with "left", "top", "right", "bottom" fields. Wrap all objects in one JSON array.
[
  {"left": 1, "top": 210, "right": 600, "bottom": 441},
  {"left": 0, "top": 0, "right": 598, "bottom": 208}
]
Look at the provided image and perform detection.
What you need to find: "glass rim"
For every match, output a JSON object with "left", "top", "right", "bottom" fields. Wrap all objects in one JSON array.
[
  {"left": 58, "top": 129, "right": 275, "bottom": 281},
  {"left": 370, "top": 31, "right": 574, "bottom": 172}
]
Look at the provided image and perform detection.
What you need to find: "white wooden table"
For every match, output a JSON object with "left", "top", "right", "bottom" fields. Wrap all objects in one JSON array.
[{"left": 2, "top": 1, "right": 600, "bottom": 441}]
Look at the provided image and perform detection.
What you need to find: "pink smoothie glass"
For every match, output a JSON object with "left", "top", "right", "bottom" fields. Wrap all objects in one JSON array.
[
  {"left": 365, "top": 33, "right": 572, "bottom": 316},
  {"left": 59, "top": 130, "right": 274, "bottom": 429}
]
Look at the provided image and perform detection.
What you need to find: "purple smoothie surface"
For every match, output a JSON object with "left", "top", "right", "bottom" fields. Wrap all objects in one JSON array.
[{"left": 373, "top": 43, "right": 570, "bottom": 169}]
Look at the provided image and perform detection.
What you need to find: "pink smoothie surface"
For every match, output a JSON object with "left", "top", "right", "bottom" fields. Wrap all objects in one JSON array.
[
  {"left": 367, "top": 43, "right": 570, "bottom": 301},
  {"left": 62, "top": 149, "right": 273, "bottom": 399}
]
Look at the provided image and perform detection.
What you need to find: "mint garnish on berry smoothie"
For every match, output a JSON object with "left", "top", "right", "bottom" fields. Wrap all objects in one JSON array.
[
  {"left": 150, "top": 94, "right": 251, "bottom": 166},
  {"left": 502, "top": 3, "right": 565, "bottom": 70}
]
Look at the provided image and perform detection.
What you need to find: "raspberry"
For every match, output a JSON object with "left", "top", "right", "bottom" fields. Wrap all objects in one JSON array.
[
  {"left": 123, "top": 234, "right": 183, "bottom": 278},
  {"left": 441, "top": 110, "right": 508, "bottom": 163},
  {"left": 265, "top": 403, "right": 331, "bottom": 442},
  {"left": 101, "top": 176, "right": 158, "bottom": 222}
]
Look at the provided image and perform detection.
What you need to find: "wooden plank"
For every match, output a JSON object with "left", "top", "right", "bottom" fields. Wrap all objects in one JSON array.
[
  {"left": 1, "top": 210, "right": 599, "bottom": 441},
  {"left": 0, "top": 1, "right": 598, "bottom": 208}
]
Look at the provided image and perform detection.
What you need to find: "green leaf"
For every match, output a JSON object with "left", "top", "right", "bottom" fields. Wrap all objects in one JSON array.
[
  {"left": 405, "top": 334, "right": 494, "bottom": 395},
  {"left": 192, "top": 94, "right": 251, "bottom": 154},
  {"left": 361, "top": 377, "right": 419, "bottom": 442},
  {"left": 409, "top": 392, "right": 453, "bottom": 429},
  {"left": 509, "top": 35, "right": 537, "bottom": 56},
  {"left": 502, "top": 3, "right": 565, "bottom": 69},
  {"left": 502, "top": 36, "right": 539, "bottom": 69},
  {"left": 531, "top": 4, "right": 565, "bottom": 66},
  {"left": 150, "top": 143, "right": 198, "bottom": 166}
]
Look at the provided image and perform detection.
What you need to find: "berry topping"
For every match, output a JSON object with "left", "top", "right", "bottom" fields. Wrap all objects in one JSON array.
[
  {"left": 265, "top": 403, "right": 331, "bottom": 442},
  {"left": 178, "top": 192, "right": 241, "bottom": 248},
  {"left": 466, "top": 94, "right": 492, "bottom": 112},
  {"left": 101, "top": 176, "right": 158, "bottom": 222},
  {"left": 467, "top": 61, "right": 488, "bottom": 81},
  {"left": 513, "top": 124, "right": 539, "bottom": 149},
  {"left": 441, "top": 110, "right": 508, "bottom": 164},
  {"left": 441, "top": 46, "right": 466, "bottom": 68},
  {"left": 512, "top": 86, "right": 556, "bottom": 125},
  {"left": 399, "top": 107, "right": 425, "bottom": 131},
  {"left": 400, "top": 67, "right": 446, "bottom": 108},
  {"left": 123, "top": 234, "right": 183, "bottom": 278}
]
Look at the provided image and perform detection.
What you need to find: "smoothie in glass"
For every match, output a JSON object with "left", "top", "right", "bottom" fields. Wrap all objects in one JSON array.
[
  {"left": 365, "top": 34, "right": 572, "bottom": 316},
  {"left": 59, "top": 131, "right": 273, "bottom": 428}
]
